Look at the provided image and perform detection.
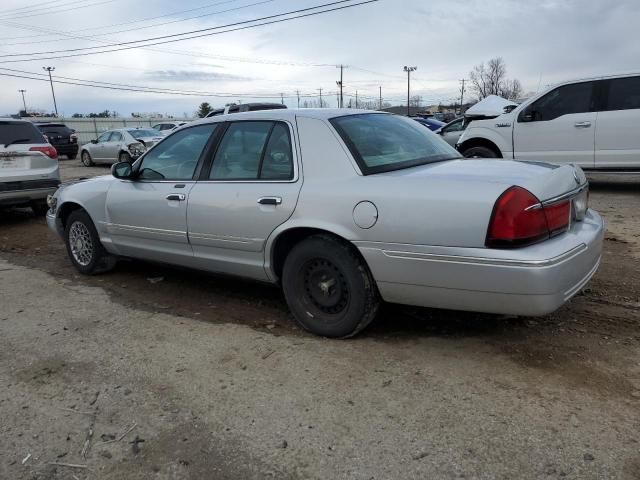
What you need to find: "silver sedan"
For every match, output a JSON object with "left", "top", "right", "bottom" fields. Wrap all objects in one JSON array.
[
  {"left": 47, "top": 109, "right": 603, "bottom": 337},
  {"left": 80, "top": 128, "right": 164, "bottom": 166}
]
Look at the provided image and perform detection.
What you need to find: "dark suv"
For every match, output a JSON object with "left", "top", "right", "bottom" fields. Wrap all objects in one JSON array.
[{"left": 35, "top": 123, "right": 78, "bottom": 159}]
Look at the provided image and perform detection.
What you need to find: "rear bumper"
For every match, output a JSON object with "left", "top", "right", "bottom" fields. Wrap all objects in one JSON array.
[
  {"left": 356, "top": 209, "right": 604, "bottom": 316},
  {"left": 0, "top": 186, "right": 58, "bottom": 206},
  {"left": 54, "top": 144, "right": 79, "bottom": 156}
]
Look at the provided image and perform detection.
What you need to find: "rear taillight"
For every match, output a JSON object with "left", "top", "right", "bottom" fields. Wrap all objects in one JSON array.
[
  {"left": 30, "top": 145, "right": 58, "bottom": 159},
  {"left": 486, "top": 186, "right": 571, "bottom": 248}
]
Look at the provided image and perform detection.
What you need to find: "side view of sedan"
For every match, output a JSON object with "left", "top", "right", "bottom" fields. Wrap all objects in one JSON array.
[
  {"left": 80, "top": 128, "right": 163, "bottom": 166},
  {"left": 47, "top": 109, "right": 603, "bottom": 338}
]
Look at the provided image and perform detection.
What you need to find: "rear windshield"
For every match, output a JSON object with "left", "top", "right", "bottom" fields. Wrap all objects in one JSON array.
[
  {"left": 128, "top": 129, "right": 159, "bottom": 137},
  {"left": 36, "top": 124, "right": 73, "bottom": 136},
  {"left": 0, "top": 121, "right": 45, "bottom": 145},
  {"left": 330, "top": 113, "right": 461, "bottom": 174}
]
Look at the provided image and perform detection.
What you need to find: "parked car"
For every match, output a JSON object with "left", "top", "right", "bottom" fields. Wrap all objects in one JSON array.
[
  {"left": 206, "top": 102, "right": 287, "bottom": 118},
  {"left": 413, "top": 117, "right": 446, "bottom": 131},
  {"left": 435, "top": 117, "right": 467, "bottom": 147},
  {"left": 456, "top": 73, "right": 640, "bottom": 170},
  {"left": 152, "top": 121, "right": 187, "bottom": 136},
  {"left": 1, "top": 118, "right": 59, "bottom": 215},
  {"left": 47, "top": 109, "right": 603, "bottom": 338},
  {"left": 34, "top": 122, "right": 78, "bottom": 159},
  {"left": 80, "top": 128, "right": 163, "bottom": 166}
]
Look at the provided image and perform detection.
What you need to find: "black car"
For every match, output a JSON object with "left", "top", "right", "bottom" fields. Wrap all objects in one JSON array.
[{"left": 34, "top": 123, "right": 79, "bottom": 159}]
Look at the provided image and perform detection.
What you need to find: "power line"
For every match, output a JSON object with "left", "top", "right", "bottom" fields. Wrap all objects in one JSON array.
[
  {"left": 0, "top": 0, "right": 380, "bottom": 61},
  {"left": 0, "top": 0, "right": 120, "bottom": 21}
]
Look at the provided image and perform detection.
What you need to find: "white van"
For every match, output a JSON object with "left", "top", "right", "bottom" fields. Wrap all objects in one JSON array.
[{"left": 456, "top": 74, "right": 640, "bottom": 170}]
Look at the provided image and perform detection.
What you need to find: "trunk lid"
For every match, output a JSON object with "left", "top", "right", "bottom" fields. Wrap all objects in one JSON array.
[{"left": 0, "top": 150, "right": 59, "bottom": 182}]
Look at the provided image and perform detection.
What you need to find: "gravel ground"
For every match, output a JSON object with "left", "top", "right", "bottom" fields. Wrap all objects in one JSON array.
[{"left": 0, "top": 160, "right": 638, "bottom": 479}]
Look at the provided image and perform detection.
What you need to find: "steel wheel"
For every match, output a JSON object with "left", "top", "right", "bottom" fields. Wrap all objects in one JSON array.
[
  {"left": 302, "top": 258, "right": 350, "bottom": 316},
  {"left": 68, "top": 220, "right": 94, "bottom": 266}
]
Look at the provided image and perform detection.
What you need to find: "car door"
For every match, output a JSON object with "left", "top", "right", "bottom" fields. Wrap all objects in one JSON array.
[
  {"left": 103, "top": 131, "right": 123, "bottom": 162},
  {"left": 595, "top": 75, "right": 640, "bottom": 168},
  {"left": 187, "top": 120, "right": 301, "bottom": 280},
  {"left": 513, "top": 80, "right": 597, "bottom": 167},
  {"left": 105, "top": 124, "right": 219, "bottom": 265},
  {"left": 439, "top": 118, "right": 465, "bottom": 147},
  {"left": 91, "top": 131, "right": 112, "bottom": 161}
]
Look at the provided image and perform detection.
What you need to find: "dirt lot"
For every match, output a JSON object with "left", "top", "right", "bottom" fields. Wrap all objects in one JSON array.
[{"left": 0, "top": 160, "right": 639, "bottom": 479}]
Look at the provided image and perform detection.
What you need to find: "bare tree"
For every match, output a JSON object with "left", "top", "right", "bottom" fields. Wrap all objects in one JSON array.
[
  {"left": 409, "top": 95, "right": 423, "bottom": 107},
  {"left": 469, "top": 57, "right": 522, "bottom": 100}
]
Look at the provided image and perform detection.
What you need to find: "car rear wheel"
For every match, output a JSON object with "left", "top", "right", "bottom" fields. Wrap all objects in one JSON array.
[
  {"left": 462, "top": 146, "right": 498, "bottom": 158},
  {"left": 282, "top": 234, "right": 380, "bottom": 338},
  {"left": 118, "top": 151, "right": 132, "bottom": 163},
  {"left": 64, "top": 210, "right": 116, "bottom": 275},
  {"left": 81, "top": 151, "right": 94, "bottom": 166}
]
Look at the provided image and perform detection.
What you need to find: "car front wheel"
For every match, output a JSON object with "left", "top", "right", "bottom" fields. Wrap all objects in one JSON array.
[
  {"left": 462, "top": 146, "right": 498, "bottom": 158},
  {"left": 282, "top": 234, "right": 380, "bottom": 338},
  {"left": 64, "top": 210, "right": 116, "bottom": 275},
  {"left": 81, "top": 151, "right": 94, "bottom": 166}
]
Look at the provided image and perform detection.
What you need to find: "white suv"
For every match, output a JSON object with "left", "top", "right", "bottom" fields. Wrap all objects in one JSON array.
[
  {"left": 457, "top": 74, "right": 640, "bottom": 170},
  {"left": 0, "top": 118, "right": 60, "bottom": 215}
]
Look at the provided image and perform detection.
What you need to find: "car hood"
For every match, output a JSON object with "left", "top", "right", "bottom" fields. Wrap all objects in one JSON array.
[{"left": 384, "top": 159, "right": 586, "bottom": 202}]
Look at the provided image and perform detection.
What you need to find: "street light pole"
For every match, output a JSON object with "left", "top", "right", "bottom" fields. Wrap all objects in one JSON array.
[
  {"left": 42, "top": 66, "right": 58, "bottom": 116},
  {"left": 18, "top": 89, "right": 27, "bottom": 114},
  {"left": 336, "top": 64, "right": 347, "bottom": 108},
  {"left": 403, "top": 66, "right": 417, "bottom": 116},
  {"left": 379, "top": 86, "right": 382, "bottom": 110}
]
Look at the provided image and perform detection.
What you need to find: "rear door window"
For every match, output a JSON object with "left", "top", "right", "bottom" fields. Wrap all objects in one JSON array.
[
  {"left": 604, "top": 76, "right": 640, "bottom": 111},
  {"left": 209, "top": 121, "right": 293, "bottom": 180},
  {"left": 0, "top": 121, "right": 45, "bottom": 145}
]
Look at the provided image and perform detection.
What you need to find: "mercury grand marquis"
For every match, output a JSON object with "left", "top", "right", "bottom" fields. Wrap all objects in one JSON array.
[{"left": 47, "top": 109, "right": 604, "bottom": 337}]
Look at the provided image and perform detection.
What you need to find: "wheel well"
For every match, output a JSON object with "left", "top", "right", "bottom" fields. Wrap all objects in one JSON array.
[
  {"left": 459, "top": 138, "right": 503, "bottom": 157},
  {"left": 58, "top": 202, "right": 84, "bottom": 229},
  {"left": 270, "top": 227, "right": 365, "bottom": 281}
]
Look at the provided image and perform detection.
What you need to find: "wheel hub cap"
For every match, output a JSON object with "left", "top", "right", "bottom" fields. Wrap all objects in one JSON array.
[{"left": 69, "top": 221, "right": 94, "bottom": 266}]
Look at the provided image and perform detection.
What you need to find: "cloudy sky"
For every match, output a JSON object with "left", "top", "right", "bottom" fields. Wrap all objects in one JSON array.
[{"left": 0, "top": 0, "right": 638, "bottom": 117}]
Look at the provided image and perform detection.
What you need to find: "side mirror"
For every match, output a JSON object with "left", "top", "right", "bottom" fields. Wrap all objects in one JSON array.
[
  {"left": 111, "top": 161, "right": 133, "bottom": 179},
  {"left": 90, "top": 139, "right": 98, "bottom": 144}
]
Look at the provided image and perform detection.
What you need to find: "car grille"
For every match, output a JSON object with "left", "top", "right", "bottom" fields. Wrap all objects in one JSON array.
[{"left": 0, "top": 179, "right": 60, "bottom": 192}]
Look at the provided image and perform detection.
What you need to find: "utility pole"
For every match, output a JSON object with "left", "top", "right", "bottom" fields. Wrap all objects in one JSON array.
[
  {"left": 318, "top": 88, "right": 323, "bottom": 108},
  {"left": 403, "top": 66, "right": 417, "bottom": 117},
  {"left": 18, "top": 89, "right": 27, "bottom": 114},
  {"left": 280, "top": 93, "right": 284, "bottom": 105},
  {"left": 379, "top": 86, "right": 382, "bottom": 110},
  {"left": 336, "top": 64, "right": 347, "bottom": 108},
  {"left": 355, "top": 90, "right": 358, "bottom": 109},
  {"left": 296, "top": 90, "right": 300, "bottom": 109},
  {"left": 459, "top": 78, "right": 466, "bottom": 114},
  {"left": 42, "top": 66, "right": 58, "bottom": 116}
]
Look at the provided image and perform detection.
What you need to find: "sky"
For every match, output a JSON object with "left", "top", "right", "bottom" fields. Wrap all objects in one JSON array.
[{"left": 0, "top": 0, "right": 639, "bottom": 117}]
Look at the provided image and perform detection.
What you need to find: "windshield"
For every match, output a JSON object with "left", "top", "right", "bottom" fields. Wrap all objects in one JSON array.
[
  {"left": 330, "top": 113, "right": 461, "bottom": 174},
  {"left": 128, "top": 129, "right": 160, "bottom": 137}
]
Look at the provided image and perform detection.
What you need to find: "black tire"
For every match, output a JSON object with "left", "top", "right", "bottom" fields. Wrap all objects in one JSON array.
[
  {"left": 118, "top": 151, "right": 132, "bottom": 163},
  {"left": 64, "top": 209, "right": 116, "bottom": 275},
  {"left": 31, "top": 201, "right": 49, "bottom": 216},
  {"left": 462, "top": 146, "right": 498, "bottom": 158},
  {"left": 81, "top": 150, "right": 94, "bottom": 166},
  {"left": 67, "top": 153, "right": 78, "bottom": 160},
  {"left": 282, "top": 234, "right": 380, "bottom": 338}
]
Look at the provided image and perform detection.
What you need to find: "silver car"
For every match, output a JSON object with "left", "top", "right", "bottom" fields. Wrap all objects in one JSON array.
[
  {"left": 80, "top": 128, "right": 164, "bottom": 166},
  {"left": 47, "top": 109, "right": 603, "bottom": 337},
  {"left": 1, "top": 118, "right": 60, "bottom": 215}
]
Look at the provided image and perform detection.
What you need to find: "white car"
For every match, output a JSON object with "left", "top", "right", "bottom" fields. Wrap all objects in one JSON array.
[
  {"left": 457, "top": 73, "right": 640, "bottom": 170},
  {"left": 152, "top": 121, "right": 187, "bottom": 136},
  {"left": 435, "top": 117, "right": 467, "bottom": 147},
  {"left": 0, "top": 118, "right": 60, "bottom": 215},
  {"left": 80, "top": 128, "right": 164, "bottom": 166}
]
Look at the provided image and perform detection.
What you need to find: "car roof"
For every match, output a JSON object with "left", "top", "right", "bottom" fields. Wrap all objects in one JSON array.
[{"left": 194, "top": 108, "right": 388, "bottom": 125}]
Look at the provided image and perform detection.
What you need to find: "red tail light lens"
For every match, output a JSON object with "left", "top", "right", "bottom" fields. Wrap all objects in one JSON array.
[
  {"left": 486, "top": 186, "right": 571, "bottom": 248},
  {"left": 30, "top": 145, "right": 58, "bottom": 159}
]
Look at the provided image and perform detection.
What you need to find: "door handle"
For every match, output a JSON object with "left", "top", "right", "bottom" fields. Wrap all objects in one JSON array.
[
  {"left": 166, "top": 193, "right": 186, "bottom": 201},
  {"left": 257, "top": 196, "right": 282, "bottom": 206},
  {"left": 574, "top": 121, "right": 592, "bottom": 128}
]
